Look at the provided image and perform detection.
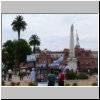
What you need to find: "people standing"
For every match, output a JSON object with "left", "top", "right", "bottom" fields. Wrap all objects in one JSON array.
[
  {"left": 27, "top": 70, "right": 30, "bottom": 78},
  {"left": 4, "top": 69, "right": 7, "bottom": 81},
  {"left": 19, "top": 70, "right": 23, "bottom": 80},
  {"left": 8, "top": 69, "right": 12, "bottom": 81},
  {"left": 2, "top": 70, "right": 4, "bottom": 81},
  {"left": 58, "top": 69, "right": 64, "bottom": 86},
  {"left": 30, "top": 68, "right": 36, "bottom": 82},
  {"left": 2, "top": 69, "right": 7, "bottom": 81},
  {"left": 48, "top": 70, "right": 56, "bottom": 86}
]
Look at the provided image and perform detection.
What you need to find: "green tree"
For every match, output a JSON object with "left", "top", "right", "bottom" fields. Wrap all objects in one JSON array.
[
  {"left": 14, "top": 39, "right": 32, "bottom": 63},
  {"left": 29, "top": 35, "right": 40, "bottom": 68},
  {"left": 2, "top": 39, "right": 32, "bottom": 70},
  {"left": 11, "top": 15, "right": 27, "bottom": 40},
  {"left": 11, "top": 15, "right": 27, "bottom": 67},
  {"left": 66, "top": 70, "right": 76, "bottom": 79},
  {"left": 29, "top": 35, "right": 40, "bottom": 53},
  {"left": 2, "top": 40, "right": 15, "bottom": 70},
  {"left": 76, "top": 73, "right": 88, "bottom": 79}
]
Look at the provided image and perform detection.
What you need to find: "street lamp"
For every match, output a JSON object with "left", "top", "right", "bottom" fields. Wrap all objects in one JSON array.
[
  {"left": 44, "top": 49, "right": 49, "bottom": 68},
  {"left": 13, "top": 59, "right": 17, "bottom": 73},
  {"left": 4, "top": 51, "right": 8, "bottom": 69}
]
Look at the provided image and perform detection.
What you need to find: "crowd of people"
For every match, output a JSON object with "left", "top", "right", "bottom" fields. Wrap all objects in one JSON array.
[
  {"left": 2, "top": 68, "right": 65, "bottom": 86},
  {"left": 2, "top": 69, "right": 13, "bottom": 81},
  {"left": 48, "top": 69, "right": 64, "bottom": 86}
]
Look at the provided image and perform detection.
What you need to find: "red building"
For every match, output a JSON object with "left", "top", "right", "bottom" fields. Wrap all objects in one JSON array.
[
  {"left": 20, "top": 47, "right": 98, "bottom": 70},
  {"left": 34, "top": 47, "right": 98, "bottom": 69}
]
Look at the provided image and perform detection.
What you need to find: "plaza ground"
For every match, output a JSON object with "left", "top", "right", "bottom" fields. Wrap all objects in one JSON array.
[
  {"left": 4, "top": 74, "right": 98, "bottom": 86},
  {"left": 64, "top": 75, "right": 98, "bottom": 86}
]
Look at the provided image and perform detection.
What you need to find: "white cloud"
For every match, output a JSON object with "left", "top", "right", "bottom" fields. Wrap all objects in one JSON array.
[{"left": 2, "top": 14, "right": 98, "bottom": 51}]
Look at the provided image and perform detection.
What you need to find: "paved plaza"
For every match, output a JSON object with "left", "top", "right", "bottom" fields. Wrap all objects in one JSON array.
[
  {"left": 4, "top": 75, "right": 59, "bottom": 86},
  {"left": 3, "top": 74, "right": 98, "bottom": 86}
]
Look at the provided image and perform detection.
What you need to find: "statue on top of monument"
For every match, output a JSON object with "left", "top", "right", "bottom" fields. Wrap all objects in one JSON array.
[{"left": 76, "top": 30, "right": 80, "bottom": 48}]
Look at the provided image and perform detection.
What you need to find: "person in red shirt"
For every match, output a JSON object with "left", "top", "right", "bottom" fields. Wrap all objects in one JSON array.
[{"left": 58, "top": 69, "right": 64, "bottom": 86}]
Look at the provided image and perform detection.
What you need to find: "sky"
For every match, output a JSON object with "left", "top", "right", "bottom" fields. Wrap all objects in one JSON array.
[{"left": 2, "top": 14, "right": 98, "bottom": 51}]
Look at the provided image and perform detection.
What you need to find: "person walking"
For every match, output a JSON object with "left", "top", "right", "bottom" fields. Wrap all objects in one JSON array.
[
  {"left": 58, "top": 69, "right": 64, "bottom": 86},
  {"left": 48, "top": 70, "right": 56, "bottom": 86}
]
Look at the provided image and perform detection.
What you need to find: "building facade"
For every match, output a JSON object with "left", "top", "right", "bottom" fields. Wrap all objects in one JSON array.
[{"left": 34, "top": 47, "right": 98, "bottom": 69}]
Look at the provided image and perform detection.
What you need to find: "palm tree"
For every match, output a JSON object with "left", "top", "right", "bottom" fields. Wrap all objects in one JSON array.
[
  {"left": 11, "top": 15, "right": 27, "bottom": 40},
  {"left": 29, "top": 35, "right": 40, "bottom": 68},
  {"left": 29, "top": 35, "right": 40, "bottom": 53},
  {"left": 11, "top": 15, "right": 27, "bottom": 69}
]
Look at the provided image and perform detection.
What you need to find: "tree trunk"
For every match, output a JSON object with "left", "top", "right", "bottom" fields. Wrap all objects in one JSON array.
[
  {"left": 33, "top": 45, "right": 35, "bottom": 53},
  {"left": 15, "top": 44, "right": 18, "bottom": 73},
  {"left": 16, "top": 31, "right": 20, "bottom": 69},
  {"left": 18, "top": 31, "right": 20, "bottom": 40},
  {"left": 33, "top": 45, "right": 35, "bottom": 68}
]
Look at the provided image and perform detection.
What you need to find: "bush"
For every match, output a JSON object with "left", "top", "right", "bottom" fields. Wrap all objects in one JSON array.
[
  {"left": 2, "top": 81, "right": 5, "bottom": 86},
  {"left": 92, "top": 82, "right": 98, "bottom": 86},
  {"left": 28, "top": 81, "right": 37, "bottom": 86},
  {"left": 65, "top": 83, "right": 70, "bottom": 86},
  {"left": 72, "top": 83, "right": 78, "bottom": 86},
  {"left": 16, "top": 82, "right": 20, "bottom": 86},
  {"left": 10, "top": 82, "right": 16, "bottom": 86},
  {"left": 76, "top": 73, "right": 88, "bottom": 79},
  {"left": 66, "top": 70, "right": 76, "bottom": 79}
]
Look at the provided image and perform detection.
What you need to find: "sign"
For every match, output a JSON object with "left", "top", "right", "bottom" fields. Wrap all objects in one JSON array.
[{"left": 26, "top": 54, "right": 36, "bottom": 62}]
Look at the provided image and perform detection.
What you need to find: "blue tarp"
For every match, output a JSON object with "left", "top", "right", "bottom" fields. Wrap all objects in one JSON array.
[{"left": 37, "top": 64, "right": 46, "bottom": 67}]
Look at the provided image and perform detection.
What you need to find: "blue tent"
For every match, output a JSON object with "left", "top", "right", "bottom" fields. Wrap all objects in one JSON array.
[{"left": 37, "top": 64, "right": 46, "bottom": 68}]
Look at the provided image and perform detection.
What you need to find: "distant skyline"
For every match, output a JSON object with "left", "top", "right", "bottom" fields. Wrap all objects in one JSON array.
[{"left": 2, "top": 14, "right": 98, "bottom": 51}]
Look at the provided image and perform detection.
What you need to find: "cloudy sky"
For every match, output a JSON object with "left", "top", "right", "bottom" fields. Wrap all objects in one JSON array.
[{"left": 2, "top": 14, "right": 98, "bottom": 51}]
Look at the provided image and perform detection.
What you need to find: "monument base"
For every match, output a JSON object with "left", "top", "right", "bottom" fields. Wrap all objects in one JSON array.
[{"left": 67, "top": 58, "right": 77, "bottom": 71}]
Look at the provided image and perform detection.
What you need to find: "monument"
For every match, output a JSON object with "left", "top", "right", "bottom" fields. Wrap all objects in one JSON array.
[{"left": 68, "top": 24, "right": 77, "bottom": 71}]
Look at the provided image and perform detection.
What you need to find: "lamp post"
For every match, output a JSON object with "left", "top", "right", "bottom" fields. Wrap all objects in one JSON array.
[
  {"left": 4, "top": 51, "right": 8, "bottom": 69},
  {"left": 13, "top": 59, "right": 17, "bottom": 74},
  {"left": 44, "top": 49, "right": 49, "bottom": 68}
]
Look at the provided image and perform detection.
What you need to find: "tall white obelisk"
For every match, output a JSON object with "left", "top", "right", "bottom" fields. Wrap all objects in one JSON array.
[{"left": 68, "top": 24, "right": 77, "bottom": 71}]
